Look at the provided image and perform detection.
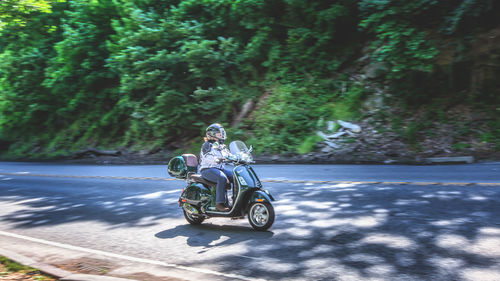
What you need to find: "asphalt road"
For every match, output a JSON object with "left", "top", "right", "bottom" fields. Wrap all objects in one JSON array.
[
  {"left": 0, "top": 161, "right": 499, "bottom": 182},
  {"left": 0, "top": 162, "right": 499, "bottom": 281}
]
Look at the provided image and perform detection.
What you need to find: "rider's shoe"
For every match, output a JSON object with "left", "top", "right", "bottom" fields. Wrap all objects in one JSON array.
[{"left": 216, "top": 203, "right": 230, "bottom": 212}]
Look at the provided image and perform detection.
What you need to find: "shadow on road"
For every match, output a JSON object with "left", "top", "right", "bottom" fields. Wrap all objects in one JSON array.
[
  {"left": 155, "top": 224, "right": 273, "bottom": 251},
  {"left": 181, "top": 182, "right": 499, "bottom": 281},
  {"left": 1, "top": 176, "right": 499, "bottom": 280},
  {"left": 0, "top": 176, "right": 182, "bottom": 228}
]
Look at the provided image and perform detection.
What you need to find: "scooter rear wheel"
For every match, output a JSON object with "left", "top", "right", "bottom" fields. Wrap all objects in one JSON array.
[
  {"left": 183, "top": 209, "right": 204, "bottom": 225},
  {"left": 248, "top": 202, "right": 274, "bottom": 231}
]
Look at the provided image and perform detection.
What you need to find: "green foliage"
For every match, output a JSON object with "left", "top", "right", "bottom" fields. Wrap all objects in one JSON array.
[
  {"left": 327, "top": 84, "right": 365, "bottom": 121},
  {"left": 452, "top": 142, "right": 471, "bottom": 151},
  {"left": 279, "top": 0, "right": 359, "bottom": 76},
  {"left": 106, "top": 2, "right": 259, "bottom": 144},
  {"left": 441, "top": 0, "right": 497, "bottom": 35},
  {"left": 391, "top": 117, "right": 403, "bottom": 136},
  {"left": 0, "top": 0, "right": 66, "bottom": 147},
  {"left": 0, "top": 255, "right": 54, "bottom": 280},
  {"left": 0, "top": 255, "right": 28, "bottom": 271},
  {"left": 405, "top": 122, "right": 423, "bottom": 148},
  {"left": 252, "top": 79, "right": 355, "bottom": 154},
  {"left": 485, "top": 117, "right": 500, "bottom": 150},
  {"left": 0, "top": 0, "right": 64, "bottom": 29},
  {"left": 297, "top": 135, "right": 323, "bottom": 155},
  {"left": 481, "top": 132, "right": 494, "bottom": 143},
  {"left": 41, "top": 0, "right": 121, "bottom": 147},
  {"left": 342, "top": 137, "right": 356, "bottom": 144},
  {"left": 0, "top": 0, "right": 498, "bottom": 158},
  {"left": 359, "top": 0, "right": 499, "bottom": 105},
  {"left": 359, "top": 1, "right": 439, "bottom": 79},
  {"left": 0, "top": 48, "right": 50, "bottom": 140}
]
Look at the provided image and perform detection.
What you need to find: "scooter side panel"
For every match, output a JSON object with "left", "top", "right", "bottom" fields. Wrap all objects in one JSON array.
[
  {"left": 234, "top": 166, "right": 261, "bottom": 188},
  {"left": 181, "top": 183, "right": 211, "bottom": 206}
]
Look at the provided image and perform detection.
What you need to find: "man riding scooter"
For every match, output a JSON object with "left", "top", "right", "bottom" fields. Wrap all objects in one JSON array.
[
  {"left": 199, "top": 123, "right": 233, "bottom": 212},
  {"left": 170, "top": 129, "right": 276, "bottom": 230}
]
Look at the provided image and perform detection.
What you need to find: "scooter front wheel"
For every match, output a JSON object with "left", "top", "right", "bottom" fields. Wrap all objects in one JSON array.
[
  {"left": 183, "top": 209, "right": 205, "bottom": 225},
  {"left": 248, "top": 202, "right": 274, "bottom": 231}
]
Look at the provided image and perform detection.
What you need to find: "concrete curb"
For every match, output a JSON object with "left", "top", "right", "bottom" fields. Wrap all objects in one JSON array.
[
  {"left": 60, "top": 274, "right": 137, "bottom": 281},
  {"left": 0, "top": 247, "right": 136, "bottom": 281},
  {"left": 424, "top": 156, "right": 475, "bottom": 164}
]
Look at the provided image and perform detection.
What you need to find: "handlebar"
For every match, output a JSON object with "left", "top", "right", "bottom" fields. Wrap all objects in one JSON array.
[{"left": 217, "top": 154, "right": 254, "bottom": 164}]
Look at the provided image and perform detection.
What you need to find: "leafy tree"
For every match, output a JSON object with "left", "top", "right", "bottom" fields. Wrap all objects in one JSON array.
[
  {"left": 279, "top": 0, "right": 359, "bottom": 77},
  {"left": 107, "top": 2, "right": 254, "bottom": 146},
  {"left": 359, "top": 0, "right": 440, "bottom": 79},
  {"left": 1, "top": 0, "right": 498, "bottom": 157},
  {"left": 42, "top": 0, "right": 121, "bottom": 149},
  {"left": 0, "top": 0, "right": 64, "bottom": 29},
  {"left": 0, "top": 1, "right": 66, "bottom": 154}
]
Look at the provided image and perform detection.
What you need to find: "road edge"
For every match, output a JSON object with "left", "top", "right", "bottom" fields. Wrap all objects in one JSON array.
[{"left": 0, "top": 247, "right": 136, "bottom": 281}]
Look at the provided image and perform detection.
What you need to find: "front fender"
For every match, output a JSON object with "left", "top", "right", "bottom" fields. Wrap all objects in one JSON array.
[{"left": 248, "top": 190, "right": 275, "bottom": 204}]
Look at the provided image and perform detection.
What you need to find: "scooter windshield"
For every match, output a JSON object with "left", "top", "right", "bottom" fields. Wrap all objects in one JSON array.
[
  {"left": 229, "top": 141, "right": 253, "bottom": 163},
  {"left": 229, "top": 140, "right": 248, "bottom": 155}
]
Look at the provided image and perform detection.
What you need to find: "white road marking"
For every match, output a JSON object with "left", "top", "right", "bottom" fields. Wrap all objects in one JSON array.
[{"left": 0, "top": 230, "right": 265, "bottom": 281}]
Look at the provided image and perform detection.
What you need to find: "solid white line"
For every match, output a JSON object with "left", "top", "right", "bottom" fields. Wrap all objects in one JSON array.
[{"left": 0, "top": 230, "right": 265, "bottom": 281}]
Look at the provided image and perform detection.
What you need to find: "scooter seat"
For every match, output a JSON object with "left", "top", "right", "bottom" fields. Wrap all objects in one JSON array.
[{"left": 190, "top": 174, "right": 217, "bottom": 187}]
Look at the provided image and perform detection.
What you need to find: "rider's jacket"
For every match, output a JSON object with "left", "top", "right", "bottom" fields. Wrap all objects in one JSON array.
[{"left": 199, "top": 140, "right": 231, "bottom": 171}]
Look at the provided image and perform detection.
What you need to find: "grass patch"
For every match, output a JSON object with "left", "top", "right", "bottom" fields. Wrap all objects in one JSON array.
[
  {"left": 0, "top": 256, "right": 26, "bottom": 272},
  {"left": 391, "top": 117, "right": 404, "bottom": 136},
  {"left": 0, "top": 256, "right": 55, "bottom": 280},
  {"left": 405, "top": 122, "right": 422, "bottom": 143},
  {"left": 297, "top": 135, "right": 323, "bottom": 154},
  {"left": 452, "top": 142, "right": 471, "bottom": 151},
  {"left": 329, "top": 84, "right": 365, "bottom": 121},
  {"left": 341, "top": 137, "right": 356, "bottom": 144}
]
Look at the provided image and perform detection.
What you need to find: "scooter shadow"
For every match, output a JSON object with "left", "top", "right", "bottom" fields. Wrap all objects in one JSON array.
[{"left": 155, "top": 224, "right": 274, "bottom": 250}]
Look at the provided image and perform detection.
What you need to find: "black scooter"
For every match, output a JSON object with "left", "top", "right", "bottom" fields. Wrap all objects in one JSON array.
[{"left": 168, "top": 141, "right": 275, "bottom": 231}]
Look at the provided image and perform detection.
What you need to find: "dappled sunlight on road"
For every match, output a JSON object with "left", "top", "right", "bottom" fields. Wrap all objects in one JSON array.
[
  {"left": 436, "top": 227, "right": 500, "bottom": 258},
  {"left": 309, "top": 215, "right": 385, "bottom": 228},
  {"left": 219, "top": 181, "right": 500, "bottom": 280},
  {"left": 296, "top": 200, "right": 337, "bottom": 209},
  {"left": 0, "top": 177, "right": 183, "bottom": 229},
  {"left": 124, "top": 189, "right": 181, "bottom": 200},
  {"left": 361, "top": 233, "right": 416, "bottom": 249},
  {"left": 1, "top": 175, "right": 499, "bottom": 280}
]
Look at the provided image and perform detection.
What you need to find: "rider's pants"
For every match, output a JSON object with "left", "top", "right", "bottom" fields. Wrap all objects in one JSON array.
[{"left": 201, "top": 167, "right": 234, "bottom": 204}]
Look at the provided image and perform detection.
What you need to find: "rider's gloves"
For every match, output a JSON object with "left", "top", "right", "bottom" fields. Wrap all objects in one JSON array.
[{"left": 227, "top": 154, "right": 239, "bottom": 162}]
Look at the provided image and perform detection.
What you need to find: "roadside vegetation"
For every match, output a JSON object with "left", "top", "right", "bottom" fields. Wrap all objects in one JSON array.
[
  {"left": 0, "top": 256, "right": 56, "bottom": 280},
  {"left": 0, "top": 0, "right": 498, "bottom": 160}
]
